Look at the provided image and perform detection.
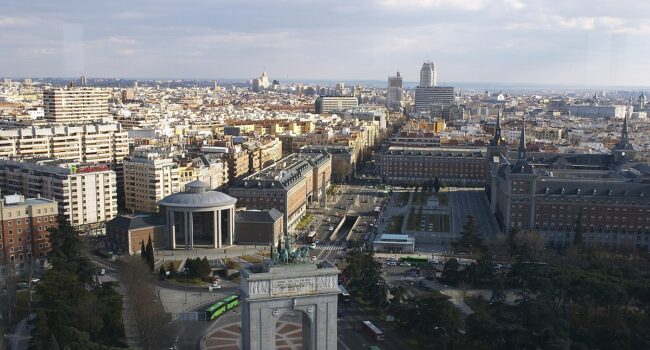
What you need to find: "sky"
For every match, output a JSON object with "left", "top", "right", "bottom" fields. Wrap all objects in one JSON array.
[{"left": 1, "top": 0, "right": 650, "bottom": 86}]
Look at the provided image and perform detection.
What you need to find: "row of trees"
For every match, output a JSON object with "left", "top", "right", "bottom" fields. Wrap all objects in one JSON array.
[
  {"left": 33, "top": 220, "right": 126, "bottom": 349},
  {"left": 121, "top": 257, "right": 171, "bottom": 350}
]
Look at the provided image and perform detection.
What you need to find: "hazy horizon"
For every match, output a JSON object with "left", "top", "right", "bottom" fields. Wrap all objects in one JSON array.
[{"left": 2, "top": 0, "right": 650, "bottom": 86}]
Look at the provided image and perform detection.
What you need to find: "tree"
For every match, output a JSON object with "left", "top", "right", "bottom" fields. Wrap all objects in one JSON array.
[
  {"left": 200, "top": 257, "right": 212, "bottom": 279},
  {"left": 453, "top": 215, "right": 486, "bottom": 256},
  {"left": 145, "top": 236, "right": 155, "bottom": 271},
  {"left": 511, "top": 230, "right": 546, "bottom": 262},
  {"left": 573, "top": 210, "right": 584, "bottom": 249},
  {"left": 433, "top": 177, "right": 441, "bottom": 193},
  {"left": 122, "top": 257, "right": 170, "bottom": 349},
  {"left": 441, "top": 258, "right": 462, "bottom": 286},
  {"left": 490, "top": 277, "right": 506, "bottom": 304},
  {"left": 140, "top": 240, "right": 146, "bottom": 258},
  {"left": 34, "top": 218, "right": 126, "bottom": 349}
]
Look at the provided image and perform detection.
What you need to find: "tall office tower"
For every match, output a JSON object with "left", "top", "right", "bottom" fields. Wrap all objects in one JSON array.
[
  {"left": 419, "top": 61, "right": 437, "bottom": 87},
  {"left": 80, "top": 75, "right": 87, "bottom": 86},
  {"left": 252, "top": 72, "right": 270, "bottom": 92},
  {"left": 123, "top": 148, "right": 180, "bottom": 213},
  {"left": 133, "top": 80, "right": 139, "bottom": 89},
  {"left": 387, "top": 71, "right": 403, "bottom": 110},
  {"left": 43, "top": 88, "right": 109, "bottom": 124}
]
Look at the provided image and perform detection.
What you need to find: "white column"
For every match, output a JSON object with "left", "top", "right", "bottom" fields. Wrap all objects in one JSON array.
[
  {"left": 213, "top": 210, "right": 219, "bottom": 249},
  {"left": 184, "top": 211, "right": 189, "bottom": 250},
  {"left": 229, "top": 207, "right": 234, "bottom": 245},
  {"left": 189, "top": 211, "right": 194, "bottom": 249},
  {"left": 216, "top": 209, "right": 222, "bottom": 248},
  {"left": 170, "top": 210, "right": 176, "bottom": 250}
]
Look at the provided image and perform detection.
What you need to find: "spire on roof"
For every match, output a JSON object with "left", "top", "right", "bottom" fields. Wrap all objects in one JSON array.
[
  {"left": 622, "top": 100, "right": 630, "bottom": 143},
  {"left": 518, "top": 116, "right": 526, "bottom": 160},
  {"left": 490, "top": 108, "right": 505, "bottom": 146}
]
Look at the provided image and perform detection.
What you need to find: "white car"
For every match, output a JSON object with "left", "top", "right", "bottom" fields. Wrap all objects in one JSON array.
[
  {"left": 328, "top": 226, "right": 334, "bottom": 231},
  {"left": 309, "top": 243, "right": 317, "bottom": 249},
  {"left": 208, "top": 283, "right": 221, "bottom": 291}
]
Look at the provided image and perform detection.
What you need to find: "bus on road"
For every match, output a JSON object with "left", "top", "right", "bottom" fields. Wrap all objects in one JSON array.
[
  {"left": 338, "top": 285, "right": 350, "bottom": 303},
  {"left": 205, "top": 301, "right": 227, "bottom": 320},
  {"left": 307, "top": 230, "right": 318, "bottom": 243},
  {"left": 362, "top": 320, "right": 384, "bottom": 341}
]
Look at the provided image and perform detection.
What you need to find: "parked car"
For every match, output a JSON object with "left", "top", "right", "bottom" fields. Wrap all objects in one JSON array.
[
  {"left": 309, "top": 243, "right": 317, "bottom": 249},
  {"left": 386, "top": 261, "right": 397, "bottom": 266},
  {"left": 328, "top": 226, "right": 334, "bottom": 231}
]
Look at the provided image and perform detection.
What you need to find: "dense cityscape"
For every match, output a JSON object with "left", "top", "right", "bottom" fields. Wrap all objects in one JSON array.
[{"left": 2, "top": 1, "right": 650, "bottom": 350}]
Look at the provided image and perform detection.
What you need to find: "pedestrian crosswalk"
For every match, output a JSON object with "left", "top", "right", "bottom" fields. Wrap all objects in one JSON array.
[{"left": 314, "top": 242, "right": 346, "bottom": 251}]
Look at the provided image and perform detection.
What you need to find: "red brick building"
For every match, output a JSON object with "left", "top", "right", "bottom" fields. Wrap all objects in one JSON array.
[{"left": 0, "top": 194, "right": 58, "bottom": 267}]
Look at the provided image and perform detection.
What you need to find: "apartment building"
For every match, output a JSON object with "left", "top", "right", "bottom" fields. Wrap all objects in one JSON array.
[
  {"left": 300, "top": 145, "right": 357, "bottom": 183},
  {"left": 0, "top": 194, "right": 58, "bottom": 267},
  {"left": 228, "top": 152, "right": 332, "bottom": 232},
  {"left": 43, "top": 87, "right": 110, "bottom": 124},
  {"left": 177, "top": 154, "right": 228, "bottom": 190},
  {"left": 123, "top": 148, "right": 180, "bottom": 213},
  {"left": 0, "top": 122, "right": 129, "bottom": 164},
  {"left": 0, "top": 159, "right": 118, "bottom": 230}
]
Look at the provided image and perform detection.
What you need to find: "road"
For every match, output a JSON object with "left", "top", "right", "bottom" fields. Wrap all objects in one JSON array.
[
  {"left": 448, "top": 187, "right": 500, "bottom": 239},
  {"left": 309, "top": 178, "right": 384, "bottom": 264}
]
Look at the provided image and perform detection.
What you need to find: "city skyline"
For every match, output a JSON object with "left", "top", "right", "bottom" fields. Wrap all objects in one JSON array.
[{"left": 2, "top": 0, "right": 650, "bottom": 86}]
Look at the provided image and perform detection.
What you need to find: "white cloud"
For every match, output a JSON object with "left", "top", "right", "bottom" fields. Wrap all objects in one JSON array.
[
  {"left": 0, "top": 16, "right": 30, "bottom": 27},
  {"left": 378, "top": 0, "right": 488, "bottom": 11}
]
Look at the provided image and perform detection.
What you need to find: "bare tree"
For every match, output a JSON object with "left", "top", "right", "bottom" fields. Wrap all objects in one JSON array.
[{"left": 121, "top": 257, "right": 170, "bottom": 350}]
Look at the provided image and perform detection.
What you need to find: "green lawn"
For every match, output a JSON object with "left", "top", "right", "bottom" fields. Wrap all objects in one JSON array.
[
  {"left": 412, "top": 190, "right": 432, "bottom": 206},
  {"left": 394, "top": 192, "right": 410, "bottom": 205},
  {"left": 387, "top": 215, "right": 404, "bottom": 233},
  {"left": 295, "top": 214, "right": 313, "bottom": 230},
  {"left": 406, "top": 212, "right": 450, "bottom": 232},
  {"left": 437, "top": 191, "right": 449, "bottom": 206}
]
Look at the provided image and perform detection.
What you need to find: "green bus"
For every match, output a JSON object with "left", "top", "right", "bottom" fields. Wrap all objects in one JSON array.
[
  {"left": 205, "top": 294, "right": 241, "bottom": 321},
  {"left": 222, "top": 294, "right": 240, "bottom": 311},
  {"left": 205, "top": 301, "right": 227, "bottom": 320},
  {"left": 399, "top": 256, "right": 429, "bottom": 266}
]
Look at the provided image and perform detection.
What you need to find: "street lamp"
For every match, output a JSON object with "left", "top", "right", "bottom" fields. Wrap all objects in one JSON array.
[{"left": 434, "top": 326, "right": 449, "bottom": 350}]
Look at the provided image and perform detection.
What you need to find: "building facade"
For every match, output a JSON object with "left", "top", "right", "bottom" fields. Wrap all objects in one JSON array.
[
  {"left": 235, "top": 209, "right": 283, "bottom": 245},
  {"left": 381, "top": 146, "right": 486, "bottom": 186},
  {"left": 0, "top": 194, "right": 58, "bottom": 267},
  {"left": 414, "top": 86, "right": 455, "bottom": 112},
  {"left": 105, "top": 214, "right": 165, "bottom": 255},
  {"left": 229, "top": 152, "right": 332, "bottom": 233},
  {"left": 0, "top": 159, "right": 118, "bottom": 230},
  {"left": 43, "top": 88, "right": 109, "bottom": 124},
  {"left": 315, "top": 97, "right": 359, "bottom": 114},
  {"left": 123, "top": 148, "right": 180, "bottom": 213},
  {"left": 387, "top": 72, "right": 403, "bottom": 110},
  {"left": 419, "top": 61, "right": 437, "bottom": 88},
  {"left": 0, "top": 122, "right": 129, "bottom": 164},
  {"left": 487, "top": 109, "right": 650, "bottom": 252}
]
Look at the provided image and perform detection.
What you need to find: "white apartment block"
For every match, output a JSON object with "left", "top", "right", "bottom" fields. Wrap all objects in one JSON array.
[
  {"left": 0, "top": 159, "right": 118, "bottom": 228},
  {"left": 43, "top": 88, "right": 110, "bottom": 124},
  {"left": 123, "top": 149, "right": 180, "bottom": 213},
  {"left": 0, "top": 122, "right": 129, "bottom": 164}
]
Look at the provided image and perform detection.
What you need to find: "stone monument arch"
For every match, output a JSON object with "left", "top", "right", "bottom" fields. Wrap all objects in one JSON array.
[{"left": 241, "top": 261, "right": 339, "bottom": 350}]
